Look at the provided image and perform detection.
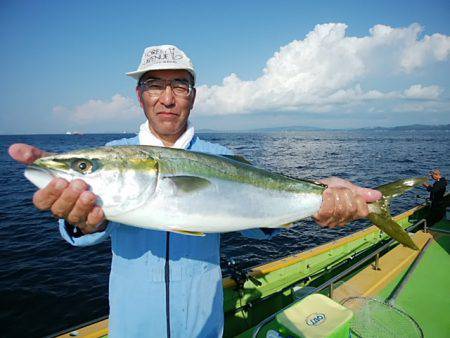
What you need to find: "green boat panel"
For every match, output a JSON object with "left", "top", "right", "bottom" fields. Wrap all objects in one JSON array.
[
  {"left": 429, "top": 218, "right": 450, "bottom": 231},
  {"left": 378, "top": 219, "right": 450, "bottom": 338}
]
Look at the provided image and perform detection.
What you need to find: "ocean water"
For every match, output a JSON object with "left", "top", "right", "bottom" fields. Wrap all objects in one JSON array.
[{"left": 0, "top": 130, "right": 449, "bottom": 337}]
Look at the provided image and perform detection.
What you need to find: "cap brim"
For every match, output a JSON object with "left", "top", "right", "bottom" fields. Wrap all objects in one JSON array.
[
  {"left": 125, "top": 70, "right": 145, "bottom": 80},
  {"left": 126, "top": 65, "right": 196, "bottom": 82}
]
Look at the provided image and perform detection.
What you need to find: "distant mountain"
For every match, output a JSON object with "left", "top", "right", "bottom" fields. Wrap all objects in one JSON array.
[
  {"left": 356, "top": 124, "right": 450, "bottom": 131},
  {"left": 197, "top": 128, "right": 228, "bottom": 133},
  {"left": 197, "top": 123, "right": 450, "bottom": 133},
  {"left": 251, "top": 125, "right": 325, "bottom": 132},
  {"left": 198, "top": 125, "right": 326, "bottom": 133}
]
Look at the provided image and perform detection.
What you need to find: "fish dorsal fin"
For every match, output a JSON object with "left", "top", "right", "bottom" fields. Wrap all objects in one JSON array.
[
  {"left": 375, "top": 177, "right": 428, "bottom": 199},
  {"left": 171, "top": 229, "right": 205, "bottom": 236},
  {"left": 165, "top": 176, "right": 211, "bottom": 193},
  {"left": 221, "top": 155, "right": 253, "bottom": 165}
]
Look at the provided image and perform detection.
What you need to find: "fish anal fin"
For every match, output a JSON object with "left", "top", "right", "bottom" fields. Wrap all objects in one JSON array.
[
  {"left": 166, "top": 176, "right": 211, "bottom": 193},
  {"left": 368, "top": 212, "right": 419, "bottom": 250},
  {"left": 171, "top": 229, "right": 205, "bottom": 236}
]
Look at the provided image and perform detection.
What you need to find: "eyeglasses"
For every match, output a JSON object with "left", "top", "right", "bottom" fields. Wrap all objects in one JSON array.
[{"left": 139, "top": 78, "right": 193, "bottom": 98}]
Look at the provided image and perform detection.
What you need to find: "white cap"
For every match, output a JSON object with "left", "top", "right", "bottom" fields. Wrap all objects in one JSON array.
[{"left": 126, "top": 44, "right": 196, "bottom": 83}]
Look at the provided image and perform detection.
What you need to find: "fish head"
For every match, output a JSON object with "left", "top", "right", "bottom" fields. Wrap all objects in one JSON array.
[{"left": 24, "top": 147, "right": 159, "bottom": 216}]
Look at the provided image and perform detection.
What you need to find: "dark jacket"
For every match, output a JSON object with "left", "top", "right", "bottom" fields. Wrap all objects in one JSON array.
[{"left": 427, "top": 177, "right": 447, "bottom": 208}]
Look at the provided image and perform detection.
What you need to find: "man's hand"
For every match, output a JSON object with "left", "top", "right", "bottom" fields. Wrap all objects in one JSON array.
[
  {"left": 8, "top": 143, "right": 107, "bottom": 234},
  {"left": 314, "top": 177, "right": 382, "bottom": 228}
]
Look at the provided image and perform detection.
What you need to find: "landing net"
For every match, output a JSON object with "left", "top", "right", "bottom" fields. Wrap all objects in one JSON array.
[{"left": 341, "top": 297, "right": 423, "bottom": 338}]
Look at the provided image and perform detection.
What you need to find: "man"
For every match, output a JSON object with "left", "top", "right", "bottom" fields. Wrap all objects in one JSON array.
[
  {"left": 423, "top": 169, "right": 447, "bottom": 225},
  {"left": 9, "top": 45, "right": 381, "bottom": 337}
]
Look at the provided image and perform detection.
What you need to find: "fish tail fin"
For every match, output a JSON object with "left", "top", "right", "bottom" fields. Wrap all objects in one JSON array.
[{"left": 368, "top": 177, "right": 428, "bottom": 250}]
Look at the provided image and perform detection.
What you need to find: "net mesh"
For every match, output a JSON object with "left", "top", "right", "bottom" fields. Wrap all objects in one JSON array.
[{"left": 341, "top": 297, "right": 423, "bottom": 338}]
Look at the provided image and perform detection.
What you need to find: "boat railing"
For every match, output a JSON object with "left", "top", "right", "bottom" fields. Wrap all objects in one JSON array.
[
  {"left": 251, "top": 218, "right": 427, "bottom": 338},
  {"left": 313, "top": 218, "right": 426, "bottom": 298}
]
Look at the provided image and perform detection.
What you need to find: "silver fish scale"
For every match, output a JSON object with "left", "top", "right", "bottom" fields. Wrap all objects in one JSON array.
[{"left": 133, "top": 145, "right": 326, "bottom": 194}]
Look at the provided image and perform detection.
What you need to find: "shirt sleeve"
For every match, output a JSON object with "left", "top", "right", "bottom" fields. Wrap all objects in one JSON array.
[
  {"left": 240, "top": 228, "right": 281, "bottom": 240},
  {"left": 58, "top": 219, "right": 115, "bottom": 246}
]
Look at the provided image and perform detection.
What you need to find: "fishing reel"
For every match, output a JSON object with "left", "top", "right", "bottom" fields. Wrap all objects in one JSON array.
[{"left": 226, "top": 258, "right": 262, "bottom": 289}]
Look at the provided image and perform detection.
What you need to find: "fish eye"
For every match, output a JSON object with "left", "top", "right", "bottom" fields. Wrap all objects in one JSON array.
[{"left": 71, "top": 159, "right": 93, "bottom": 174}]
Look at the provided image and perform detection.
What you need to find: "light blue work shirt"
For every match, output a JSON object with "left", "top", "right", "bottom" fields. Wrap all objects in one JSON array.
[{"left": 59, "top": 135, "right": 278, "bottom": 338}]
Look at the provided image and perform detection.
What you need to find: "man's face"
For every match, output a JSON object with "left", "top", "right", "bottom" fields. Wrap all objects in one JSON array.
[
  {"left": 137, "top": 69, "right": 195, "bottom": 140},
  {"left": 431, "top": 171, "right": 441, "bottom": 180}
]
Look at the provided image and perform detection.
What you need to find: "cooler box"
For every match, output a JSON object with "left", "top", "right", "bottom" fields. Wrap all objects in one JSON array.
[{"left": 275, "top": 293, "right": 353, "bottom": 338}]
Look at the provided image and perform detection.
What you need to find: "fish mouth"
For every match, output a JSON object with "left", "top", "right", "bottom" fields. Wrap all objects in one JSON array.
[{"left": 24, "top": 164, "right": 55, "bottom": 189}]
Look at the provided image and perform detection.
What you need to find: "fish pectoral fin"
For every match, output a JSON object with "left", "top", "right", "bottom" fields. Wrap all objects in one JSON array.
[
  {"left": 166, "top": 176, "right": 211, "bottom": 193},
  {"left": 171, "top": 229, "right": 205, "bottom": 236},
  {"left": 281, "top": 223, "right": 294, "bottom": 228}
]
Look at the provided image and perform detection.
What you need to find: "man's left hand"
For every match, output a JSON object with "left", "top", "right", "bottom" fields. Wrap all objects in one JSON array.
[{"left": 314, "top": 177, "right": 382, "bottom": 227}]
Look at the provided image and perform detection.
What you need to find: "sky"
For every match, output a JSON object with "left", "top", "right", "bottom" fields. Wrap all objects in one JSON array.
[{"left": 0, "top": 0, "right": 449, "bottom": 134}]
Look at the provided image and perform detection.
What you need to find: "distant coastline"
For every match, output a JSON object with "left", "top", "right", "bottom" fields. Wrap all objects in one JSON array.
[
  {"left": 2, "top": 124, "right": 450, "bottom": 136},
  {"left": 353, "top": 124, "right": 450, "bottom": 131},
  {"left": 198, "top": 123, "right": 450, "bottom": 133}
]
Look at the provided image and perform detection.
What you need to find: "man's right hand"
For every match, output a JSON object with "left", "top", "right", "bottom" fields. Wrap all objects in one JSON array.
[{"left": 8, "top": 143, "right": 107, "bottom": 234}]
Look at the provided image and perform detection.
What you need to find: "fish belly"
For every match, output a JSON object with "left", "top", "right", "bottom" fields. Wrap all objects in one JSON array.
[{"left": 108, "top": 178, "right": 322, "bottom": 233}]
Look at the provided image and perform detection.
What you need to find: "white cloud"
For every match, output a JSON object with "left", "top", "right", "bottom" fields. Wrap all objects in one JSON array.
[
  {"left": 403, "top": 84, "right": 443, "bottom": 100},
  {"left": 392, "top": 100, "right": 448, "bottom": 113},
  {"left": 53, "top": 94, "right": 141, "bottom": 124},
  {"left": 400, "top": 29, "right": 450, "bottom": 72},
  {"left": 55, "top": 23, "right": 449, "bottom": 130},
  {"left": 194, "top": 23, "right": 449, "bottom": 116},
  {"left": 367, "top": 23, "right": 450, "bottom": 73}
]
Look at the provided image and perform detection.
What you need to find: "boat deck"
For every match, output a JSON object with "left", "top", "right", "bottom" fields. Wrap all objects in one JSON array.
[
  {"left": 240, "top": 218, "right": 450, "bottom": 338},
  {"left": 379, "top": 219, "right": 450, "bottom": 337},
  {"left": 334, "top": 218, "right": 450, "bottom": 337},
  {"left": 55, "top": 212, "right": 450, "bottom": 338}
]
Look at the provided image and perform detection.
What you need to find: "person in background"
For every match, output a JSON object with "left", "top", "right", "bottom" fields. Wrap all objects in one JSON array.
[
  {"left": 423, "top": 168, "right": 447, "bottom": 225},
  {"left": 8, "top": 45, "right": 382, "bottom": 337}
]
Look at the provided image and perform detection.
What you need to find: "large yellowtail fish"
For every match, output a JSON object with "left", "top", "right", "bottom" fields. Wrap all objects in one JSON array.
[{"left": 24, "top": 146, "right": 426, "bottom": 249}]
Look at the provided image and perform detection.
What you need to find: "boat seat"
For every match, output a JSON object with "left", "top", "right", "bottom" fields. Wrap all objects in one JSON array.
[{"left": 275, "top": 293, "right": 353, "bottom": 338}]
